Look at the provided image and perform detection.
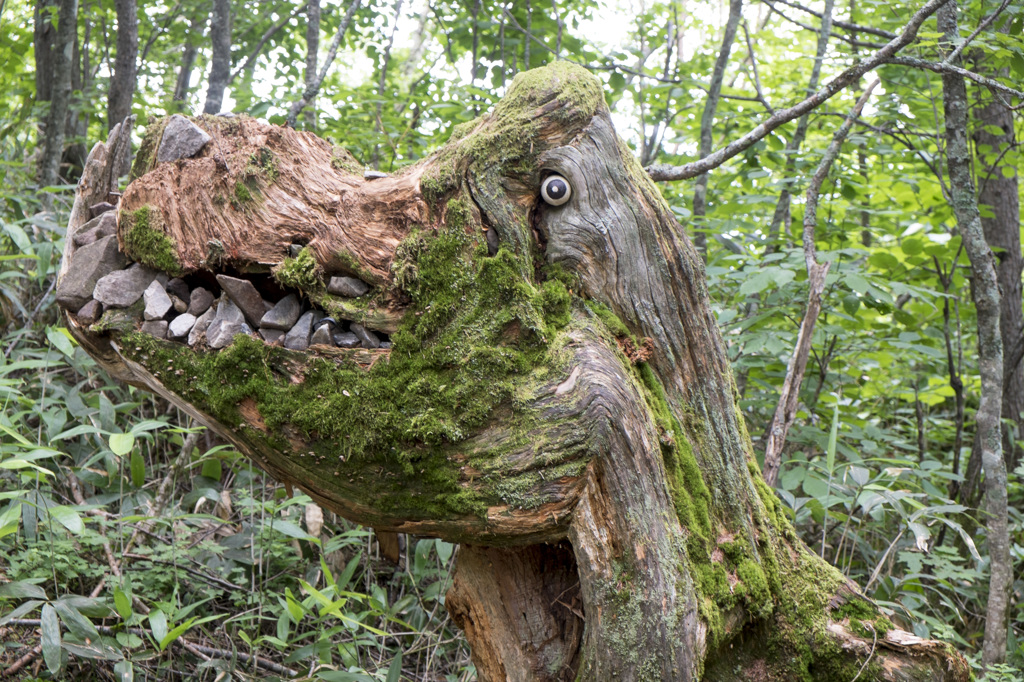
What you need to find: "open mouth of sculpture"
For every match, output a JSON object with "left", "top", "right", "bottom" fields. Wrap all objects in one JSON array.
[{"left": 59, "top": 212, "right": 393, "bottom": 358}]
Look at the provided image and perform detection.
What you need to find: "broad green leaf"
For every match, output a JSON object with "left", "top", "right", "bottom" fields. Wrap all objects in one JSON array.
[
  {"left": 386, "top": 653, "right": 403, "bottom": 682},
  {"left": 109, "top": 432, "right": 135, "bottom": 456},
  {"left": 130, "top": 451, "right": 145, "bottom": 488},
  {"left": 114, "top": 587, "right": 132, "bottom": 620},
  {"left": 149, "top": 609, "right": 168, "bottom": 643},
  {"left": 47, "top": 505, "right": 84, "bottom": 534},
  {"left": 41, "top": 603, "right": 62, "bottom": 674},
  {"left": 45, "top": 326, "right": 76, "bottom": 358},
  {"left": 826, "top": 404, "right": 839, "bottom": 474},
  {"left": 0, "top": 580, "right": 47, "bottom": 599}
]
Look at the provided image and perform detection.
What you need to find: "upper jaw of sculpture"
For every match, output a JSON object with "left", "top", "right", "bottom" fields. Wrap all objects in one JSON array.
[{"left": 56, "top": 63, "right": 643, "bottom": 544}]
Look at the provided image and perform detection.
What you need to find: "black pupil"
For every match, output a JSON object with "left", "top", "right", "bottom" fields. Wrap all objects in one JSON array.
[{"left": 547, "top": 179, "right": 566, "bottom": 198}]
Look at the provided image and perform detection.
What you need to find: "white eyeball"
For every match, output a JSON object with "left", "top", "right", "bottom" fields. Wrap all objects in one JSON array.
[{"left": 541, "top": 175, "right": 572, "bottom": 206}]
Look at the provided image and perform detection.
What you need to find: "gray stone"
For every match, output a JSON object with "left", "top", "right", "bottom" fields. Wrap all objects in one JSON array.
[
  {"left": 157, "top": 115, "right": 212, "bottom": 163},
  {"left": 312, "top": 310, "right": 324, "bottom": 327},
  {"left": 72, "top": 211, "right": 117, "bottom": 247},
  {"left": 169, "top": 294, "right": 188, "bottom": 314},
  {"left": 141, "top": 320, "right": 168, "bottom": 339},
  {"left": 289, "top": 244, "right": 303, "bottom": 258},
  {"left": 187, "top": 287, "right": 214, "bottom": 316},
  {"left": 95, "top": 263, "right": 160, "bottom": 308},
  {"left": 168, "top": 313, "right": 197, "bottom": 339},
  {"left": 76, "top": 299, "right": 102, "bottom": 325},
  {"left": 143, "top": 280, "right": 173, "bottom": 320},
  {"left": 215, "top": 274, "right": 266, "bottom": 327},
  {"left": 350, "top": 323, "right": 380, "bottom": 349},
  {"left": 284, "top": 311, "right": 315, "bottom": 351},
  {"left": 264, "top": 299, "right": 273, "bottom": 312},
  {"left": 206, "top": 298, "right": 245, "bottom": 349},
  {"left": 57, "top": 235, "right": 128, "bottom": 312},
  {"left": 379, "top": 341, "right": 392, "bottom": 349},
  {"left": 333, "top": 331, "right": 360, "bottom": 348},
  {"left": 310, "top": 325, "right": 333, "bottom": 346},
  {"left": 188, "top": 305, "right": 217, "bottom": 346},
  {"left": 240, "top": 323, "right": 253, "bottom": 335},
  {"left": 89, "top": 201, "right": 117, "bottom": 219},
  {"left": 259, "top": 294, "right": 301, "bottom": 330},
  {"left": 486, "top": 227, "right": 499, "bottom": 256},
  {"left": 260, "top": 328, "right": 285, "bottom": 345},
  {"left": 166, "top": 278, "right": 190, "bottom": 301},
  {"left": 363, "top": 170, "right": 389, "bottom": 180},
  {"left": 327, "top": 276, "right": 370, "bottom": 298}
]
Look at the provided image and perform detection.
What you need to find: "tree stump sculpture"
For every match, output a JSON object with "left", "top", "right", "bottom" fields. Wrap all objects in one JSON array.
[{"left": 58, "top": 63, "right": 969, "bottom": 681}]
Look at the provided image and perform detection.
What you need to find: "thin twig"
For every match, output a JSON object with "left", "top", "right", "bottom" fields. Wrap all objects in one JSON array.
[
  {"left": 646, "top": 0, "right": 951, "bottom": 181},
  {"left": 887, "top": 56, "right": 1024, "bottom": 100}
]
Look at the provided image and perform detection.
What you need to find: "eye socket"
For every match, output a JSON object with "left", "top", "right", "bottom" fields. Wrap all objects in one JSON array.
[{"left": 540, "top": 175, "right": 572, "bottom": 206}]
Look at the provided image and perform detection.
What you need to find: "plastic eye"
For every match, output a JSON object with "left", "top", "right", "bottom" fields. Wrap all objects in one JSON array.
[{"left": 541, "top": 175, "right": 572, "bottom": 206}]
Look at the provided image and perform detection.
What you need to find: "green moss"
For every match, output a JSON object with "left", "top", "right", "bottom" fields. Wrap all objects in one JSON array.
[
  {"left": 331, "top": 146, "right": 362, "bottom": 174},
  {"left": 129, "top": 117, "right": 171, "bottom": 181},
  {"left": 121, "top": 206, "right": 185, "bottom": 276},
  {"left": 246, "top": 147, "right": 278, "bottom": 183},
  {"left": 273, "top": 247, "right": 323, "bottom": 293},
  {"left": 232, "top": 181, "right": 254, "bottom": 207},
  {"left": 420, "top": 62, "right": 605, "bottom": 204},
  {"left": 834, "top": 598, "right": 893, "bottom": 638},
  {"left": 120, "top": 221, "right": 574, "bottom": 521}
]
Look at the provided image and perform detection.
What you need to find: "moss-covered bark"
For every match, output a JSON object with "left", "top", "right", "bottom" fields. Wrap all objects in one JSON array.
[{"left": 59, "top": 64, "right": 969, "bottom": 681}]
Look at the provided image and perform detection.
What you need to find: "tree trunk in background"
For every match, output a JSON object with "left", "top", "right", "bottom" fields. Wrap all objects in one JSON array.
[
  {"left": 58, "top": 64, "right": 970, "bottom": 682},
  {"left": 173, "top": 39, "right": 199, "bottom": 105},
  {"left": 203, "top": 0, "right": 231, "bottom": 114},
  {"left": 303, "top": 0, "right": 320, "bottom": 128},
  {"left": 691, "top": 0, "right": 742, "bottom": 255},
  {"left": 34, "top": 0, "right": 58, "bottom": 105},
  {"left": 108, "top": 0, "right": 138, "bottom": 131},
  {"left": 764, "top": 0, "right": 835, "bottom": 249},
  {"left": 938, "top": 1, "right": 1010, "bottom": 667},
  {"left": 37, "top": 0, "right": 78, "bottom": 209},
  {"left": 976, "top": 85, "right": 1023, "bottom": 473}
]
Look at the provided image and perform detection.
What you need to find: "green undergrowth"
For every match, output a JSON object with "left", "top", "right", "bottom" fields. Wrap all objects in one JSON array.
[
  {"left": 120, "top": 205, "right": 185, "bottom": 276},
  {"left": 120, "top": 224, "right": 574, "bottom": 521}
]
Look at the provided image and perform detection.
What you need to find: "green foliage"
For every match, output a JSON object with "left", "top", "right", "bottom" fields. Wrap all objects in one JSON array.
[{"left": 4, "top": 0, "right": 1024, "bottom": 674}]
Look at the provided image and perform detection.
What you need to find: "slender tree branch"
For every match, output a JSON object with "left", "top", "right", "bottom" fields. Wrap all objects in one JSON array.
[
  {"left": 887, "top": 56, "right": 1024, "bottom": 100},
  {"left": 761, "top": 0, "right": 885, "bottom": 49},
  {"left": 285, "top": 0, "right": 362, "bottom": 127},
  {"left": 742, "top": 20, "right": 774, "bottom": 113},
  {"left": 231, "top": 7, "right": 301, "bottom": 83},
  {"left": 646, "top": 0, "right": 952, "bottom": 182},
  {"left": 761, "top": 81, "right": 878, "bottom": 487},
  {"left": 772, "top": 0, "right": 896, "bottom": 38},
  {"left": 944, "top": 0, "right": 1012, "bottom": 65}
]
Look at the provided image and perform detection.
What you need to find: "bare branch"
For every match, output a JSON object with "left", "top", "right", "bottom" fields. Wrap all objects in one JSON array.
[
  {"left": 771, "top": 0, "right": 896, "bottom": 38},
  {"left": 286, "top": 0, "right": 362, "bottom": 127},
  {"left": 761, "top": 81, "right": 878, "bottom": 487},
  {"left": 944, "top": 0, "right": 1012, "bottom": 64},
  {"left": 645, "top": 0, "right": 951, "bottom": 182},
  {"left": 742, "top": 20, "right": 774, "bottom": 113},
  {"left": 888, "top": 56, "right": 1024, "bottom": 100},
  {"left": 231, "top": 7, "right": 301, "bottom": 83}
]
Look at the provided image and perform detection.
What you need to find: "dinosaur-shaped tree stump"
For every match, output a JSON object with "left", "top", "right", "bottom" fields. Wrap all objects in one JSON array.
[{"left": 58, "top": 63, "right": 968, "bottom": 681}]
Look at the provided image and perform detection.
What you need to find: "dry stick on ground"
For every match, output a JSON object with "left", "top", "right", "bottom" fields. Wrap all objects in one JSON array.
[
  {"left": 645, "top": 0, "right": 949, "bottom": 182},
  {"left": 285, "top": 0, "right": 362, "bottom": 127},
  {"left": 937, "top": 1, "right": 1011, "bottom": 666},
  {"left": 761, "top": 80, "right": 879, "bottom": 488}
]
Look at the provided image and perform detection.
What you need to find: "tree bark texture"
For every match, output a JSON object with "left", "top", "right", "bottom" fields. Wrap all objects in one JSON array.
[
  {"left": 37, "top": 0, "right": 78, "bottom": 206},
  {"left": 938, "top": 1, "right": 1010, "bottom": 666},
  {"left": 58, "top": 63, "right": 968, "bottom": 681},
  {"left": 108, "top": 0, "right": 137, "bottom": 131},
  {"left": 203, "top": 0, "right": 231, "bottom": 114},
  {"left": 976, "top": 81, "right": 1023, "bottom": 472}
]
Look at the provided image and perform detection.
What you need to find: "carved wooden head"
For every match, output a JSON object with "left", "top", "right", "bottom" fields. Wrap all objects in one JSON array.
[{"left": 58, "top": 62, "right": 742, "bottom": 547}]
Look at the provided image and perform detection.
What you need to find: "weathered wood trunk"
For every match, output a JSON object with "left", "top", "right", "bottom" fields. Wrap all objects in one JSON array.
[{"left": 58, "top": 64, "right": 968, "bottom": 681}]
